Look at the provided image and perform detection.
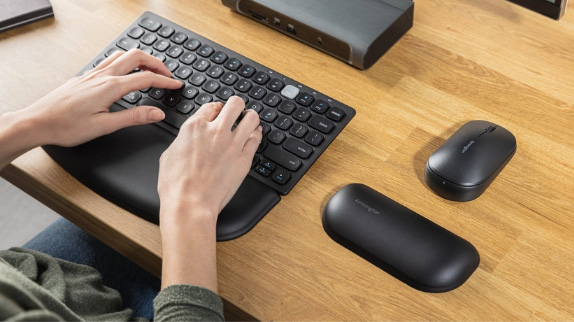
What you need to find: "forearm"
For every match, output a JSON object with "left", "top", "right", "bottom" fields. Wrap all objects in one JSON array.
[
  {"left": 0, "top": 111, "right": 44, "bottom": 170},
  {"left": 160, "top": 204, "right": 219, "bottom": 294}
]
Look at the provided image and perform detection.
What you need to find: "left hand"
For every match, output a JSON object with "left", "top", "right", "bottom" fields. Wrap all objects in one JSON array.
[{"left": 24, "top": 48, "right": 182, "bottom": 147}]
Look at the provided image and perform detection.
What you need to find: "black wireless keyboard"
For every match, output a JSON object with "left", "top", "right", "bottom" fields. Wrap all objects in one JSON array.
[{"left": 43, "top": 12, "right": 355, "bottom": 240}]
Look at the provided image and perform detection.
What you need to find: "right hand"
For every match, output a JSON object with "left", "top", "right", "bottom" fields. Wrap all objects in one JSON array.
[{"left": 158, "top": 96, "right": 262, "bottom": 225}]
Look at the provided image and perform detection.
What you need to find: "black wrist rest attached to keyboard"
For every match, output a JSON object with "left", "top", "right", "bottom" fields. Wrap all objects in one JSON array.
[
  {"left": 42, "top": 12, "right": 355, "bottom": 241},
  {"left": 43, "top": 104, "right": 281, "bottom": 241}
]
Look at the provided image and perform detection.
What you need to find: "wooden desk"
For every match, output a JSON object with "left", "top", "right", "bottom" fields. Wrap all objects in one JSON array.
[{"left": 1, "top": 0, "right": 573, "bottom": 320}]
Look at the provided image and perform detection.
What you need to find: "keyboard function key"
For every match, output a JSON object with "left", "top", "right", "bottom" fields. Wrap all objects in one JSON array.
[
  {"left": 197, "top": 45, "right": 215, "bottom": 57},
  {"left": 206, "top": 65, "right": 224, "bottom": 78},
  {"left": 192, "top": 58, "right": 211, "bottom": 71},
  {"left": 139, "top": 17, "right": 162, "bottom": 31},
  {"left": 221, "top": 72, "right": 239, "bottom": 85},
  {"left": 295, "top": 92, "right": 314, "bottom": 106},
  {"left": 280, "top": 84, "right": 300, "bottom": 99},
  {"left": 238, "top": 65, "right": 256, "bottom": 78},
  {"left": 310, "top": 100, "right": 329, "bottom": 114}
]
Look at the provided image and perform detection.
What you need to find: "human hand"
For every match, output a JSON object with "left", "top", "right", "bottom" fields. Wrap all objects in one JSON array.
[
  {"left": 158, "top": 96, "right": 263, "bottom": 224},
  {"left": 24, "top": 48, "right": 182, "bottom": 147}
]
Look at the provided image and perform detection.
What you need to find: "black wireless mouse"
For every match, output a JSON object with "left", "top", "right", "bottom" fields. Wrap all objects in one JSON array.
[
  {"left": 322, "top": 183, "right": 480, "bottom": 293},
  {"left": 425, "top": 120, "right": 517, "bottom": 202}
]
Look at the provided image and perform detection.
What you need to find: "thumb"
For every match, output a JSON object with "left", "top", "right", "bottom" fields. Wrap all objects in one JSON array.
[{"left": 100, "top": 105, "right": 165, "bottom": 132}]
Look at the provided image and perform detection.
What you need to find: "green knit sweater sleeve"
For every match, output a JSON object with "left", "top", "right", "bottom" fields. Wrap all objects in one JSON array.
[{"left": 153, "top": 284, "right": 224, "bottom": 321}]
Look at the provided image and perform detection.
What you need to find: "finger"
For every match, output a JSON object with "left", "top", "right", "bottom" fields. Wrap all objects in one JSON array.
[
  {"left": 94, "top": 105, "right": 165, "bottom": 134},
  {"left": 92, "top": 50, "right": 125, "bottom": 72},
  {"left": 114, "top": 71, "right": 183, "bottom": 95},
  {"left": 216, "top": 96, "right": 246, "bottom": 129},
  {"left": 104, "top": 48, "right": 172, "bottom": 77},
  {"left": 192, "top": 101, "right": 224, "bottom": 122},
  {"left": 243, "top": 125, "right": 263, "bottom": 155},
  {"left": 233, "top": 109, "right": 261, "bottom": 142}
]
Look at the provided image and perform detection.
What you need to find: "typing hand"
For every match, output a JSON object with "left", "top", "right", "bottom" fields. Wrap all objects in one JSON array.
[
  {"left": 157, "top": 97, "right": 262, "bottom": 293},
  {"left": 158, "top": 96, "right": 263, "bottom": 222},
  {"left": 25, "top": 48, "right": 182, "bottom": 147}
]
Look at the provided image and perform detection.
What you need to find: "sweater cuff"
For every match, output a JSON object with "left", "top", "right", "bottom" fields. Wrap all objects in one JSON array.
[{"left": 153, "top": 284, "right": 224, "bottom": 321}]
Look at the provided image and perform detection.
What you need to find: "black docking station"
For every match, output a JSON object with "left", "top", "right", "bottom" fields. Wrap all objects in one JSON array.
[{"left": 222, "top": 0, "right": 414, "bottom": 70}]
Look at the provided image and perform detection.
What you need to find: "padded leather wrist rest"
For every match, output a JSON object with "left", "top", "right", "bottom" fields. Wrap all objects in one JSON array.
[{"left": 43, "top": 103, "right": 280, "bottom": 241}]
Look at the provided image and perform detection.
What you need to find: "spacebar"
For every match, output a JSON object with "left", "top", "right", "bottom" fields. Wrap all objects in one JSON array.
[{"left": 139, "top": 97, "right": 187, "bottom": 129}]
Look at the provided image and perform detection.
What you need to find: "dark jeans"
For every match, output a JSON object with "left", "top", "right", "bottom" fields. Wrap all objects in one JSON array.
[{"left": 23, "top": 218, "right": 160, "bottom": 320}]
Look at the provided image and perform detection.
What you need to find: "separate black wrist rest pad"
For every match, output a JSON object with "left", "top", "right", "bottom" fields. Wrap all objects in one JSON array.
[
  {"left": 323, "top": 184, "right": 479, "bottom": 292},
  {"left": 43, "top": 103, "right": 280, "bottom": 241}
]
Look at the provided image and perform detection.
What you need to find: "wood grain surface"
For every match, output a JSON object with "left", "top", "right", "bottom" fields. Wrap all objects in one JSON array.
[{"left": 1, "top": 0, "right": 573, "bottom": 320}]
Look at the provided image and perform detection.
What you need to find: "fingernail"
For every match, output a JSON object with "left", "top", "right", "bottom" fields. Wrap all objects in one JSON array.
[{"left": 149, "top": 109, "right": 165, "bottom": 122}]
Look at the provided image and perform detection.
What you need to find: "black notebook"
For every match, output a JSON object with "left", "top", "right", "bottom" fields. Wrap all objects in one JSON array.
[{"left": 0, "top": 0, "right": 54, "bottom": 32}]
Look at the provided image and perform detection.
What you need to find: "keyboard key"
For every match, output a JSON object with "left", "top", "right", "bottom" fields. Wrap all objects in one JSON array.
[
  {"left": 260, "top": 108, "right": 278, "bottom": 123},
  {"left": 252, "top": 71, "right": 270, "bottom": 85},
  {"left": 174, "top": 66, "right": 192, "bottom": 79},
  {"left": 293, "top": 107, "right": 311, "bottom": 122},
  {"left": 162, "top": 92, "right": 181, "bottom": 107},
  {"left": 192, "top": 58, "right": 210, "bottom": 71},
  {"left": 234, "top": 79, "right": 253, "bottom": 92},
  {"left": 245, "top": 101, "right": 263, "bottom": 113},
  {"left": 267, "top": 78, "right": 285, "bottom": 92},
  {"left": 310, "top": 100, "right": 329, "bottom": 114},
  {"left": 274, "top": 116, "right": 293, "bottom": 130},
  {"left": 264, "top": 144, "right": 302, "bottom": 171},
  {"left": 176, "top": 101, "right": 194, "bottom": 114},
  {"left": 305, "top": 131, "right": 324, "bottom": 146},
  {"left": 239, "top": 65, "right": 256, "bottom": 78},
  {"left": 117, "top": 37, "right": 140, "bottom": 50},
  {"left": 211, "top": 51, "right": 228, "bottom": 64},
  {"left": 224, "top": 57, "right": 242, "bottom": 70},
  {"left": 206, "top": 65, "right": 224, "bottom": 78},
  {"left": 139, "top": 17, "right": 162, "bottom": 31},
  {"left": 181, "top": 86, "right": 199, "bottom": 99},
  {"left": 290, "top": 123, "right": 308, "bottom": 138},
  {"left": 280, "top": 85, "right": 300, "bottom": 99},
  {"left": 326, "top": 106, "right": 345, "bottom": 121},
  {"left": 166, "top": 46, "right": 184, "bottom": 58},
  {"left": 278, "top": 101, "right": 296, "bottom": 114},
  {"left": 140, "top": 47, "right": 153, "bottom": 55},
  {"left": 171, "top": 32, "right": 188, "bottom": 44},
  {"left": 295, "top": 92, "right": 314, "bottom": 106},
  {"left": 202, "top": 80, "right": 220, "bottom": 93},
  {"left": 122, "top": 91, "right": 142, "bottom": 104},
  {"left": 268, "top": 130, "right": 286, "bottom": 144},
  {"left": 189, "top": 74, "right": 206, "bottom": 86},
  {"left": 158, "top": 26, "right": 175, "bottom": 38},
  {"left": 261, "top": 160, "right": 276, "bottom": 171},
  {"left": 197, "top": 45, "right": 215, "bottom": 57},
  {"left": 271, "top": 169, "right": 291, "bottom": 185},
  {"left": 263, "top": 93, "right": 282, "bottom": 107},
  {"left": 128, "top": 27, "right": 145, "bottom": 39},
  {"left": 180, "top": 52, "right": 197, "bottom": 65},
  {"left": 255, "top": 164, "right": 272, "bottom": 177},
  {"left": 149, "top": 88, "right": 167, "bottom": 100},
  {"left": 105, "top": 47, "right": 122, "bottom": 57},
  {"left": 216, "top": 87, "right": 235, "bottom": 100},
  {"left": 308, "top": 115, "right": 335, "bottom": 134},
  {"left": 164, "top": 60, "right": 179, "bottom": 72},
  {"left": 184, "top": 38, "right": 201, "bottom": 51},
  {"left": 195, "top": 93, "right": 213, "bottom": 105},
  {"left": 153, "top": 39, "right": 170, "bottom": 52},
  {"left": 249, "top": 86, "right": 267, "bottom": 100},
  {"left": 283, "top": 137, "right": 313, "bottom": 159},
  {"left": 141, "top": 33, "right": 158, "bottom": 45},
  {"left": 221, "top": 72, "right": 239, "bottom": 85}
]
